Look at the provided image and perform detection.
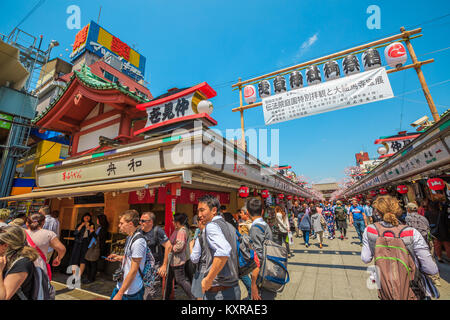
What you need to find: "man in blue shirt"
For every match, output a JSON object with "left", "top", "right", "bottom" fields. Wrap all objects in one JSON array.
[{"left": 348, "top": 199, "right": 367, "bottom": 246}]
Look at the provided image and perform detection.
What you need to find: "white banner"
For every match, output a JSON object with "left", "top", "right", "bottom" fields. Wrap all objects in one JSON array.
[{"left": 262, "top": 67, "right": 394, "bottom": 125}]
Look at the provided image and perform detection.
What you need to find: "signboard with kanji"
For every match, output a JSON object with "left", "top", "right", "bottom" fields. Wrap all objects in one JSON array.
[
  {"left": 144, "top": 92, "right": 196, "bottom": 128},
  {"left": 69, "top": 21, "right": 146, "bottom": 82},
  {"left": 262, "top": 67, "right": 393, "bottom": 125}
]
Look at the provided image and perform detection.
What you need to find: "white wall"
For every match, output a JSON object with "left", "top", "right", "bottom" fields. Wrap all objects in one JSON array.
[{"left": 77, "top": 122, "right": 120, "bottom": 152}]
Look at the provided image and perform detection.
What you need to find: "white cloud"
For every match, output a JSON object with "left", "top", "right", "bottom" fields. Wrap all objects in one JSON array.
[
  {"left": 295, "top": 32, "right": 319, "bottom": 60},
  {"left": 314, "top": 177, "right": 337, "bottom": 184}
]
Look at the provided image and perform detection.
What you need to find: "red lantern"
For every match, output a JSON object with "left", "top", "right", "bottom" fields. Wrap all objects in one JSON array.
[
  {"left": 278, "top": 194, "right": 285, "bottom": 200},
  {"left": 238, "top": 186, "right": 249, "bottom": 198},
  {"left": 427, "top": 178, "right": 446, "bottom": 191},
  {"left": 287, "top": 195, "right": 293, "bottom": 200},
  {"left": 261, "top": 190, "right": 270, "bottom": 199},
  {"left": 293, "top": 196, "right": 298, "bottom": 201},
  {"left": 379, "top": 188, "right": 388, "bottom": 195},
  {"left": 369, "top": 190, "right": 377, "bottom": 197},
  {"left": 396, "top": 185, "right": 408, "bottom": 194}
]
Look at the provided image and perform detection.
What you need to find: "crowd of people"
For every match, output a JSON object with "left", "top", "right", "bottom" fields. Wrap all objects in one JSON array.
[{"left": 0, "top": 189, "right": 448, "bottom": 300}]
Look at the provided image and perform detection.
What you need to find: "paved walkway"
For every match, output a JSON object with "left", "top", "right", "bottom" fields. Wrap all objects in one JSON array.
[
  {"left": 273, "top": 227, "right": 450, "bottom": 300},
  {"left": 54, "top": 227, "right": 450, "bottom": 300}
]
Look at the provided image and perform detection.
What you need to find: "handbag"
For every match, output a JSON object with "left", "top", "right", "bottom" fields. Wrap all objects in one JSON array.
[
  {"left": 85, "top": 228, "right": 102, "bottom": 262},
  {"left": 85, "top": 242, "right": 101, "bottom": 262}
]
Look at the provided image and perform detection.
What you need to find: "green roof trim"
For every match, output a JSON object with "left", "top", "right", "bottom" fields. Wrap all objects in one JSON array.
[{"left": 33, "top": 64, "right": 150, "bottom": 124}]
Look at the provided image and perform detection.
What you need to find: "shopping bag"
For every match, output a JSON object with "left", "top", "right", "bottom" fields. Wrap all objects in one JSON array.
[{"left": 287, "top": 231, "right": 294, "bottom": 245}]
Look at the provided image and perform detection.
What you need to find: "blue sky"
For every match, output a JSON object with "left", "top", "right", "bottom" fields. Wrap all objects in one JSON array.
[{"left": 1, "top": 0, "right": 449, "bottom": 184}]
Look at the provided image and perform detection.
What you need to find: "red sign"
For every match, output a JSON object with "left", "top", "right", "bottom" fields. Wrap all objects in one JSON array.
[
  {"left": 396, "top": 185, "right": 408, "bottom": 194},
  {"left": 427, "top": 178, "right": 446, "bottom": 191},
  {"left": 128, "top": 189, "right": 156, "bottom": 204},
  {"left": 111, "top": 36, "right": 130, "bottom": 60},
  {"left": 238, "top": 186, "right": 250, "bottom": 198},
  {"left": 73, "top": 24, "right": 89, "bottom": 51},
  {"left": 261, "top": 190, "right": 270, "bottom": 199},
  {"left": 379, "top": 188, "right": 388, "bottom": 195}
]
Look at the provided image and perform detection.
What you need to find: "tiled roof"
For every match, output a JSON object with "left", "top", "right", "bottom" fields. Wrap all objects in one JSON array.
[{"left": 34, "top": 64, "right": 150, "bottom": 123}]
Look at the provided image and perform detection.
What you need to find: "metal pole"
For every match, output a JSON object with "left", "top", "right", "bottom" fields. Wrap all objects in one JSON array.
[{"left": 400, "top": 26, "right": 440, "bottom": 122}]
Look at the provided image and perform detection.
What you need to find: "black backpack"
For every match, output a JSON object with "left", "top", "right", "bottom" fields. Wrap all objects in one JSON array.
[{"left": 7, "top": 258, "right": 55, "bottom": 300}]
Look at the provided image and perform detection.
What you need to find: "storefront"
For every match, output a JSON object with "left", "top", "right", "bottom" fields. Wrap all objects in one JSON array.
[
  {"left": 343, "top": 112, "right": 450, "bottom": 203},
  {"left": 1, "top": 121, "right": 316, "bottom": 270}
]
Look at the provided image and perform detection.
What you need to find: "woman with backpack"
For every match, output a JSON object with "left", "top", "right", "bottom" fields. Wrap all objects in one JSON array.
[
  {"left": 0, "top": 225, "right": 40, "bottom": 300},
  {"left": 310, "top": 207, "right": 326, "bottom": 249},
  {"left": 165, "top": 213, "right": 194, "bottom": 300},
  {"left": 25, "top": 213, "right": 66, "bottom": 280},
  {"left": 361, "top": 195, "right": 439, "bottom": 300},
  {"left": 298, "top": 209, "right": 312, "bottom": 247},
  {"left": 275, "top": 206, "right": 293, "bottom": 258}
]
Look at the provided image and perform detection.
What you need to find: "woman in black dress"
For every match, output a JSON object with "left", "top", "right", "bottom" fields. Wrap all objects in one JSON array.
[{"left": 69, "top": 213, "right": 94, "bottom": 280}]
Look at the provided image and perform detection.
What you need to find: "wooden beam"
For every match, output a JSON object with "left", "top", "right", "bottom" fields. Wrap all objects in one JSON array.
[
  {"left": 59, "top": 116, "right": 80, "bottom": 129},
  {"left": 232, "top": 59, "right": 435, "bottom": 113},
  {"left": 232, "top": 27, "right": 422, "bottom": 88}
]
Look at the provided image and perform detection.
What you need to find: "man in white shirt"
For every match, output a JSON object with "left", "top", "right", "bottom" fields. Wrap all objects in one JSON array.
[
  {"left": 191, "top": 195, "right": 240, "bottom": 300},
  {"left": 108, "top": 210, "right": 146, "bottom": 300}
]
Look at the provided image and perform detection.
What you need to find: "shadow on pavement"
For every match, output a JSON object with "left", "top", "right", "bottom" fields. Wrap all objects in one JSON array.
[
  {"left": 292, "top": 249, "right": 361, "bottom": 255},
  {"left": 288, "top": 261, "right": 368, "bottom": 271}
]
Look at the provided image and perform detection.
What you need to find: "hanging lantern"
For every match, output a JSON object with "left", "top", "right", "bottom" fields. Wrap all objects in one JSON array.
[
  {"left": 323, "top": 60, "right": 340, "bottom": 81},
  {"left": 258, "top": 80, "right": 271, "bottom": 98},
  {"left": 289, "top": 71, "right": 303, "bottom": 89},
  {"left": 397, "top": 185, "right": 408, "bottom": 194},
  {"left": 384, "top": 42, "right": 407, "bottom": 68},
  {"left": 306, "top": 65, "right": 322, "bottom": 85},
  {"left": 342, "top": 54, "right": 360, "bottom": 76},
  {"left": 261, "top": 189, "right": 270, "bottom": 199},
  {"left": 362, "top": 48, "right": 382, "bottom": 71},
  {"left": 238, "top": 186, "right": 250, "bottom": 198},
  {"left": 427, "top": 178, "right": 446, "bottom": 191},
  {"left": 379, "top": 188, "right": 388, "bottom": 195},
  {"left": 369, "top": 190, "right": 377, "bottom": 197},
  {"left": 293, "top": 196, "right": 298, "bottom": 201},
  {"left": 278, "top": 194, "right": 285, "bottom": 200},
  {"left": 287, "top": 195, "right": 293, "bottom": 200},
  {"left": 244, "top": 85, "right": 257, "bottom": 104},
  {"left": 197, "top": 100, "right": 213, "bottom": 115},
  {"left": 273, "top": 76, "right": 287, "bottom": 94}
]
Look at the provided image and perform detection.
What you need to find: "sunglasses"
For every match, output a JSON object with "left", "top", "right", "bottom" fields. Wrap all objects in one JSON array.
[{"left": 139, "top": 219, "right": 151, "bottom": 223}]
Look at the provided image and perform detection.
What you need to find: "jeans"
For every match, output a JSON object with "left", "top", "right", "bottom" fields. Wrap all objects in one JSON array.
[
  {"left": 353, "top": 220, "right": 366, "bottom": 243},
  {"left": 204, "top": 284, "right": 241, "bottom": 300},
  {"left": 240, "top": 274, "right": 252, "bottom": 299},
  {"left": 302, "top": 230, "right": 310, "bottom": 245},
  {"left": 110, "top": 286, "right": 144, "bottom": 300}
]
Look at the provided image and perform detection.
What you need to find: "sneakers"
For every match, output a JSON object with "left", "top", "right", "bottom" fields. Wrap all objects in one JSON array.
[
  {"left": 340, "top": 235, "right": 344, "bottom": 240},
  {"left": 305, "top": 243, "right": 309, "bottom": 248},
  {"left": 319, "top": 243, "right": 323, "bottom": 249},
  {"left": 430, "top": 274, "right": 442, "bottom": 286}
]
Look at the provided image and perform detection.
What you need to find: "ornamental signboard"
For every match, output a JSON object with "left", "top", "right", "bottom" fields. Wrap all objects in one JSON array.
[
  {"left": 262, "top": 67, "right": 393, "bottom": 125},
  {"left": 69, "top": 21, "right": 146, "bottom": 82},
  {"left": 0, "top": 113, "right": 13, "bottom": 130}
]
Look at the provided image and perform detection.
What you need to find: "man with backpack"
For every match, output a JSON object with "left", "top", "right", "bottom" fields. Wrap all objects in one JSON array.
[
  {"left": 334, "top": 201, "right": 348, "bottom": 240},
  {"left": 139, "top": 211, "right": 172, "bottom": 300},
  {"left": 108, "top": 210, "right": 151, "bottom": 300},
  {"left": 361, "top": 195, "right": 439, "bottom": 300},
  {"left": 196, "top": 195, "right": 241, "bottom": 300},
  {"left": 247, "top": 198, "right": 290, "bottom": 300}
]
